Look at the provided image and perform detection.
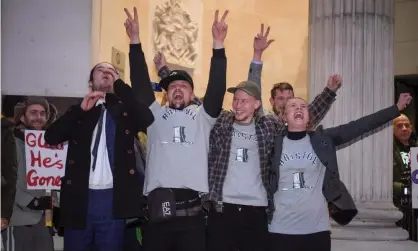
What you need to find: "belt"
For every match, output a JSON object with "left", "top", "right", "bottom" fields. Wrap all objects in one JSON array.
[
  {"left": 176, "top": 205, "right": 202, "bottom": 217},
  {"left": 208, "top": 201, "right": 266, "bottom": 213}
]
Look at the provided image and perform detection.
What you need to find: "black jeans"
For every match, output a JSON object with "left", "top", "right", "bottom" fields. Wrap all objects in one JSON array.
[
  {"left": 123, "top": 218, "right": 147, "bottom": 251},
  {"left": 141, "top": 213, "right": 206, "bottom": 251},
  {"left": 268, "top": 231, "right": 331, "bottom": 251},
  {"left": 206, "top": 203, "right": 268, "bottom": 251}
]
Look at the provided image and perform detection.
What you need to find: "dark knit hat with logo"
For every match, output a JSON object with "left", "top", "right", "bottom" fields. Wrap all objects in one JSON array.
[{"left": 159, "top": 70, "right": 194, "bottom": 91}]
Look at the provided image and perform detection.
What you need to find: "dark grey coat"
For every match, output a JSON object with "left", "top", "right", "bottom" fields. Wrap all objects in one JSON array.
[{"left": 270, "top": 105, "right": 400, "bottom": 225}]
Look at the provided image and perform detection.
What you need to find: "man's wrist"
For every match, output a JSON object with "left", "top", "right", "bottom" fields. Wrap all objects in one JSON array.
[
  {"left": 324, "top": 87, "right": 337, "bottom": 97},
  {"left": 326, "top": 86, "right": 337, "bottom": 93},
  {"left": 157, "top": 64, "right": 166, "bottom": 71},
  {"left": 130, "top": 37, "right": 140, "bottom": 44},
  {"left": 213, "top": 40, "right": 224, "bottom": 49},
  {"left": 253, "top": 51, "right": 263, "bottom": 62}
]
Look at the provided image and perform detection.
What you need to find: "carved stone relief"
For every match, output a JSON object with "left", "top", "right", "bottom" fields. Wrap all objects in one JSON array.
[{"left": 153, "top": 0, "right": 198, "bottom": 69}]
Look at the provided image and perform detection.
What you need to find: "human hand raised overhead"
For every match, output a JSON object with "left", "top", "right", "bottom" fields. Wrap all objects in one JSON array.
[
  {"left": 154, "top": 52, "right": 167, "bottom": 71},
  {"left": 397, "top": 93, "right": 412, "bottom": 111},
  {"left": 327, "top": 74, "right": 342, "bottom": 92},
  {"left": 212, "top": 10, "right": 229, "bottom": 49},
  {"left": 124, "top": 7, "right": 140, "bottom": 44},
  {"left": 253, "top": 24, "right": 275, "bottom": 61}
]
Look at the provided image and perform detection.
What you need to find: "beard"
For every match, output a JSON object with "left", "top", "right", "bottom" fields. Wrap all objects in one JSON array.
[
  {"left": 169, "top": 100, "right": 186, "bottom": 110},
  {"left": 168, "top": 92, "right": 189, "bottom": 110},
  {"left": 25, "top": 119, "right": 46, "bottom": 130},
  {"left": 92, "top": 79, "right": 114, "bottom": 93},
  {"left": 94, "top": 85, "right": 113, "bottom": 93}
]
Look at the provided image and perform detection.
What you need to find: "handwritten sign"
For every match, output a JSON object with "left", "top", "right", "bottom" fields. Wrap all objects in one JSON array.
[
  {"left": 411, "top": 147, "right": 418, "bottom": 209},
  {"left": 24, "top": 130, "right": 68, "bottom": 190}
]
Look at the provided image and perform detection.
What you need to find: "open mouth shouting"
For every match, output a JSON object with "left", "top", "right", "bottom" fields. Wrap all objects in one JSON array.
[
  {"left": 294, "top": 111, "right": 304, "bottom": 119},
  {"left": 174, "top": 91, "right": 183, "bottom": 101}
]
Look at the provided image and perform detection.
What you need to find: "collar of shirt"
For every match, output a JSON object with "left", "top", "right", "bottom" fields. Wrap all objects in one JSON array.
[{"left": 96, "top": 98, "right": 105, "bottom": 107}]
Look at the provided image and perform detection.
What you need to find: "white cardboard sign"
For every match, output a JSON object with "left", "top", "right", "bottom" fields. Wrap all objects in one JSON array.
[{"left": 24, "top": 130, "right": 68, "bottom": 190}]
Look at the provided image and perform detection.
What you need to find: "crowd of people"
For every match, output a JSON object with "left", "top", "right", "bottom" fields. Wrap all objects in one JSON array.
[{"left": 1, "top": 6, "right": 416, "bottom": 251}]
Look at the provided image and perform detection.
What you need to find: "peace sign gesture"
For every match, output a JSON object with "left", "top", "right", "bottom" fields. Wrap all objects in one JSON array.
[
  {"left": 124, "top": 7, "right": 140, "bottom": 44},
  {"left": 212, "top": 10, "right": 229, "bottom": 45},
  {"left": 254, "top": 24, "right": 275, "bottom": 54}
]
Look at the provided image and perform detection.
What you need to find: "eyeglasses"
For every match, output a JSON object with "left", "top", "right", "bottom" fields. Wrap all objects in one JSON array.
[{"left": 396, "top": 123, "right": 411, "bottom": 129}]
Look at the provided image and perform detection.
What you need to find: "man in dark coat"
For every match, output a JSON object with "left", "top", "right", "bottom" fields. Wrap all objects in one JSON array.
[{"left": 45, "top": 62, "right": 154, "bottom": 251}]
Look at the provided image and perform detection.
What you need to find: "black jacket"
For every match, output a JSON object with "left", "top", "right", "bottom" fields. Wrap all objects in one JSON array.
[
  {"left": 270, "top": 105, "right": 400, "bottom": 225},
  {"left": 45, "top": 80, "right": 154, "bottom": 229},
  {"left": 1, "top": 118, "right": 17, "bottom": 221}
]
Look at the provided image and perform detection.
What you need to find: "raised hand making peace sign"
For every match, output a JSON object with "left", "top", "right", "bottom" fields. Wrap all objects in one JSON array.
[
  {"left": 253, "top": 23, "right": 275, "bottom": 61},
  {"left": 212, "top": 10, "right": 229, "bottom": 48},
  {"left": 254, "top": 24, "right": 274, "bottom": 53},
  {"left": 124, "top": 7, "right": 140, "bottom": 44}
]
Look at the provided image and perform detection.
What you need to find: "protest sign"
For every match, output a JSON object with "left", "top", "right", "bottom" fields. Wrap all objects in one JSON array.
[{"left": 24, "top": 130, "right": 68, "bottom": 190}]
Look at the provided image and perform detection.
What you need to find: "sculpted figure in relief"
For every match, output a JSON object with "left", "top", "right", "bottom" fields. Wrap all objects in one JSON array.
[{"left": 153, "top": 0, "right": 198, "bottom": 68}]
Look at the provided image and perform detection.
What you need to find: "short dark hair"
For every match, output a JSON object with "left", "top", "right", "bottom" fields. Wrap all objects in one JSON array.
[
  {"left": 270, "top": 82, "right": 294, "bottom": 98},
  {"left": 2, "top": 95, "right": 27, "bottom": 117}
]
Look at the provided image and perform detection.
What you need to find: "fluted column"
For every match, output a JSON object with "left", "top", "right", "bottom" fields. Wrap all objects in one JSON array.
[{"left": 308, "top": 0, "right": 409, "bottom": 241}]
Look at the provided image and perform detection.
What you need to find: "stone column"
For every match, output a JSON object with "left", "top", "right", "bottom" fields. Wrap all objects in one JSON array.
[{"left": 308, "top": 0, "right": 413, "bottom": 245}]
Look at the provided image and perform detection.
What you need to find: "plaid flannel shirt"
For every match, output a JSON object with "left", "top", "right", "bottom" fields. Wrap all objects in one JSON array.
[{"left": 206, "top": 87, "right": 336, "bottom": 216}]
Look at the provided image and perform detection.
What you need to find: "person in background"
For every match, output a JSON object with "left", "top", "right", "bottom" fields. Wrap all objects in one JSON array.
[
  {"left": 393, "top": 114, "right": 418, "bottom": 241},
  {"left": 268, "top": 93, "right": 412, "bottom": 251},
  {"left": 1, "top": 95, "right": 23, "bottom": 238},
  {"left": 1, "top": 116, "right": 17, "bottom": 233},
  {"left": 2, "top": 97, "right": 54, "bottom": 251},
  {"left": 267, "top": 82, "right": 295, "bottom": 118},
  {"left": 45, "top": 61, "right": 154, "bottom": 251},
  {"left": 1, "top": 95, "right": 27, "bottom": 122}
]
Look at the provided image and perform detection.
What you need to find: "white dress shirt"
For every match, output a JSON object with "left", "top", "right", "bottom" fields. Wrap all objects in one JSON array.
[{"left": 88, "top": 99, "right": 113, "bottom": 189}]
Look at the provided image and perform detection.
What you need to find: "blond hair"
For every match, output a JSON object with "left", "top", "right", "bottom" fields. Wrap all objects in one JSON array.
[{"left": 283, "top": 97, "right": 315, "bottom": 131}]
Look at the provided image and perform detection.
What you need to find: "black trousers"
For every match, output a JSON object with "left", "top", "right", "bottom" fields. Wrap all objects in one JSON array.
[
  {"left": 141, "top": 213, "right": 206, "bottom": 251},
  {"left": 268, "top": 231, "right": 331, "bottom": 251},
  {"left": 206, "top": 203, "right": 268, "bottom": 251},
  {"left": 123, "top": 218, "right": 148, "bottom": 251}
]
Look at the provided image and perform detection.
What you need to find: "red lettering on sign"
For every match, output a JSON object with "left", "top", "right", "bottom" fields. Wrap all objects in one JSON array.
[
  {"left": 26, "top": 169, "right": 61, "bottom": 187},
  {"left": 25, "top": 132, "right": 64, "bottom": 150},
  {"left": 29, "top": 150, "right": 64, "bottom": 169}
]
